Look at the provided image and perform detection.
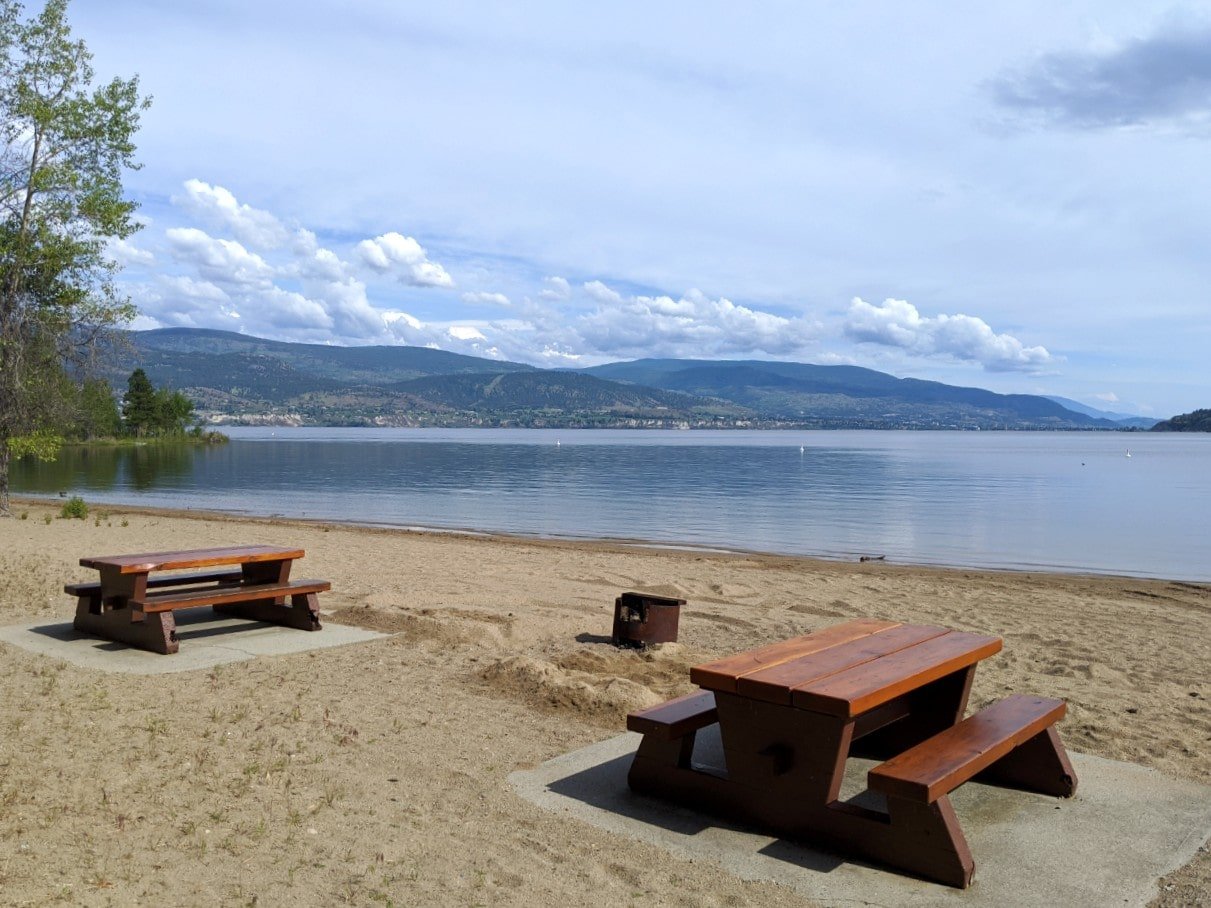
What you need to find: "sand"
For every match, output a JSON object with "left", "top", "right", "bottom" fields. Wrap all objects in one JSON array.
[{"left": 0, "top": 497, "right": 1207, "bottom": 906}]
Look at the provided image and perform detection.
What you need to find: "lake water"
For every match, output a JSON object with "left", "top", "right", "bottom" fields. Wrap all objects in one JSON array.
[{"left": 12, "top": 428, "right": 1211, "bottom": 581}]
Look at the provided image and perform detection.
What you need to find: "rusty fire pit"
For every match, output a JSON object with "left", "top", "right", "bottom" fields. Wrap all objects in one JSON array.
[{"left": 611, "top": 591, "right": 685, "bottom": 648}]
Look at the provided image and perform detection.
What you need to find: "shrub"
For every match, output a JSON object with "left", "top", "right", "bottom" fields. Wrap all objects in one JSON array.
[{"left": 60, "top": 496, "right": 89, "bottom": 519}]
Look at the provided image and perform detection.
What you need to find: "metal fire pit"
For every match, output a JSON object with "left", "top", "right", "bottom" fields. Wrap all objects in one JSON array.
[{"left": 611, "top": 592, "right": 685, "bottom": 648}]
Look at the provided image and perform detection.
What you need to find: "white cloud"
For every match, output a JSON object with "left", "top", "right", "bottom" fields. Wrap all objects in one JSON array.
[
  {"left": 576, "top": 287, "right": 817, "bottom": 357},
  {"left": 257, "top": 286, "right": 334, "bottom": 331},
  {"left": 583, "top": 280, "right": 623, "bottom": 304},
  {"left": 461, "top": 291, "right": 511, "bottom": 306},
  {"left": 165, "top": 227, "right": 276, "bottom": 289},
  {"left": 176, "top": 179, "right": 291, "bottom": 249},
  {"left": 381, "top": 310, "right": 505, "bottom": 360},
  {"left": 132, "top": 274, "right": 240, "bottom": 329},
  {"left": 305, "top": 276, "right": 385, "bottom": 338},
  {"left": 539, "top": 276, "right": 571, "bottom": 301},
  {"left": 382, "top": 310, "right": 424, "bottom": 331},
  {"left": 1094, "top": 391, "right": 1120, "bottom": 403},
  {"left": 159, "top": 274, "right": 229, "bottom": 303},
  {"left": 355, "top": 232, "right": 454, "bottom": 288},
  {"left": 538, "top": 346, "right": 582, "bottom": 363},
  {"left": 844, "top": 297, "right": 1054, "bottom": 372},
  {"left": 152, "top": 184, "right": 458, "bottom": 343},
  {"left": 107, "top": 237, "right": 155, "bottom": 267},
  {"left": 294, "top": 246, "right": 347, "bottom": 282},
  {"left": 159, "top": 221, "right": 388, "bottom": 340},
  {"left": 131, "top": 177, "right": 1063, "bottom": 389}
]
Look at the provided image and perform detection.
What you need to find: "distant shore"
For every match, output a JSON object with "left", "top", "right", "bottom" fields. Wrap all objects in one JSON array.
[{"left": 0, "top": 498, "right": 1206, "bottom": 905}]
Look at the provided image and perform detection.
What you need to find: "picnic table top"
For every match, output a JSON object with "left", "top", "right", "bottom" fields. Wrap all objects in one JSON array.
[
  {"left": 690, "top": 618, "right": 1002, "bottom": 718},
  {"left": 80, "top": 545, "right": 306, "bottom": 575}
]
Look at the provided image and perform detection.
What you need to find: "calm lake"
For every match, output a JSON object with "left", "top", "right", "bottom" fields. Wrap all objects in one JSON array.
[{"left": 12, "top": 428, "right": 1211, "bottom": 582}]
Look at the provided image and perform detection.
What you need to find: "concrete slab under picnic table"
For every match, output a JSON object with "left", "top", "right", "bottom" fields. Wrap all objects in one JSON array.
[
  {"left": 0, "top": 609, "right": 388, "bottom": 674},
  {"left": 510, "top": 726, "right": 1211, "bottom": 907}
]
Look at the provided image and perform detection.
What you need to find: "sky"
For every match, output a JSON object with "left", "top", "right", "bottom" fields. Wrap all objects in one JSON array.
[{"left": 67, "top": 0, "right": 1211, "bottom": 418}]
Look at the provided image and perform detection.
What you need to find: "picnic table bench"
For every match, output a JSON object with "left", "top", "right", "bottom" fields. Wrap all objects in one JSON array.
[
  {"left": 626, "top": 618, "right": 1077, "bottom": 887},
  {"left": 68, "top": 545, "right": 330, "bottom": 655}
]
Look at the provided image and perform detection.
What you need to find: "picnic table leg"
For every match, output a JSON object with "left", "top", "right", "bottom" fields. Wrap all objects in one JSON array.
[
  {"left": 881, "top": 794, "right": 975, "bottom": 888},
  {"left": 628, "top": 730, "right": 700, "bottom": 793},
  {"left": 975, "top": 725, "right": 1078, "bottom": 796},
  {"left": 73, "top": 606, "right": 179, "bottom": 656},
  {"left": 213, "top": 558, "right": 321, "bottom": 630},
  {"left": 72, "top": 570, "right": 180, "bottom": 655},
  {"left": 713, "top": 692, "right": 855, "bottom": 803}
]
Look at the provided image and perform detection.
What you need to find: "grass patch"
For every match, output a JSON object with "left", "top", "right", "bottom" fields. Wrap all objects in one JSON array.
[{"left": 59, "top": 496, "right": 88, "bottom": 519}]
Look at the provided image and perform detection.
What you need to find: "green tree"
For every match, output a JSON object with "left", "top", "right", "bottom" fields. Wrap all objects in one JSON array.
[
  {"left": 76, "top": 376, "right": 119, "bottom": 438},
  {"left": 121, "top": 367, "right": 155, "bottom": 436},
  {"left": 152, "top": 386, "right": 194, "bottom": 434},
  {"left": 120, "top": 369, "right": 196, "bottom": 436},
  {"left": 0, "top": 0, "right": 148, "bottom": 513}
]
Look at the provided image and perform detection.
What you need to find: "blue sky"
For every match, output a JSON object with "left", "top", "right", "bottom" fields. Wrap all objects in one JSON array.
[{"left": 71, "top": 1, "right": 1211, "bottom": 417}]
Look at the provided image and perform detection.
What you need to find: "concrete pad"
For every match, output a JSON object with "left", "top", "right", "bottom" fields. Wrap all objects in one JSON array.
[
  {"left": 510, "top": 727, "right": 1211, "bottom": 907},
  {"left": 0, "top": 610, "right": 389, "bottom": 674}
]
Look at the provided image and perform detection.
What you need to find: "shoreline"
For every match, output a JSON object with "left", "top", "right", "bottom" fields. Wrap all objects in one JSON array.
[
  {"left": 13, "top": 494, "right": 1206, "bottom": 586},
  {"left": 1, "top": 497, "right": 1207, "bottom": 905}
]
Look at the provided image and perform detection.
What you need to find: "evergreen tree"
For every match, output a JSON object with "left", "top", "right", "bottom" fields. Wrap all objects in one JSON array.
[
  {"left": 0, "top": 0, "right": 149, "bottom": 512},
  {"left": 122, "top": 368, "right": 155, "bottom": 436}
]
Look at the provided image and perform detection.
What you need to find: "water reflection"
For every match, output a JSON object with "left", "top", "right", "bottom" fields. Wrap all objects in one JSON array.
[
  {"left": 9, "top": 429, "right": 1211, "bottom": 581},
  {"left": 13, "top": 443, "right": 201, "bottom": 493}
]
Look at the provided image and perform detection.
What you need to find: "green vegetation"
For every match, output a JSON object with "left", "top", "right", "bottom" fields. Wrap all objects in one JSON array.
[
  {"left": 0, "top": 0, "right": 149, "bottom": 513},
  {"left": 1151, "top": 409, "right": 1211, "bottom": 432},
  {"left": 121, "top": 368, "right": 197, "bottom": 438},
  {"left": 65, "top": 368, "right": 226, "bottom": 444},
  {"left": 59, "top": 495, "right": 86, "bottom": 519}
]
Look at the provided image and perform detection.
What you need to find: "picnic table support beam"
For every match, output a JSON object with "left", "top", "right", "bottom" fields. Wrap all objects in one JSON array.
[
  {"left": 849, "top": 666, "right": 976, "bottom": 760},
  {"left": 213, "top": 590, "right": 323, "bottom": 631},
  {"left": 241, "top": 558, "right": 291, "bottom": 585}
]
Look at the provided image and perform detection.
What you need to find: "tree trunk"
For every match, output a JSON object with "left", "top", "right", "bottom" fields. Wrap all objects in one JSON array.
[{"left": 0, "top": 439, "right": 10, "bottom": 516}]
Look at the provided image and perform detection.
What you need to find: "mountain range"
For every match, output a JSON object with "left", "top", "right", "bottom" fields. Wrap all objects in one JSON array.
[{"left": 105, "top": 328, "right": 1154, "bottom": 430}]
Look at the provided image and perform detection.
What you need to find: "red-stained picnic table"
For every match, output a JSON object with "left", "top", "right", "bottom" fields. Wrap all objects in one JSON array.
[
  {"left": 67, "top": 545, "right": 330, "bottom": 655},
  {"left": 626, "top": 618, "right": 1077, "bottom": 887}
]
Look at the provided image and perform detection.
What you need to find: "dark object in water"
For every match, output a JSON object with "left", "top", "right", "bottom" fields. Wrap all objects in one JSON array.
[
  {"left": 612, "top": 591, "right": 684, "bottom": 648},
  {"left": 860, "top": 555, "right": 886, "bottom": 562}
]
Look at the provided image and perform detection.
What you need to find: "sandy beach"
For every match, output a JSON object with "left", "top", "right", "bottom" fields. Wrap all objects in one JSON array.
[{"left": 1, "top": 497, "right": 1207, "bottom": 906}]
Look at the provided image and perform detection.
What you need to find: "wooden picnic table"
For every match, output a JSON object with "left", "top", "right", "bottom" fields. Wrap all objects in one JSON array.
[
  {"left": 626, "top": 618, "right": 1077, "bottom": 887},
  {"left": 68, "top": 545, "right": 330, "bottom": 655}
]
